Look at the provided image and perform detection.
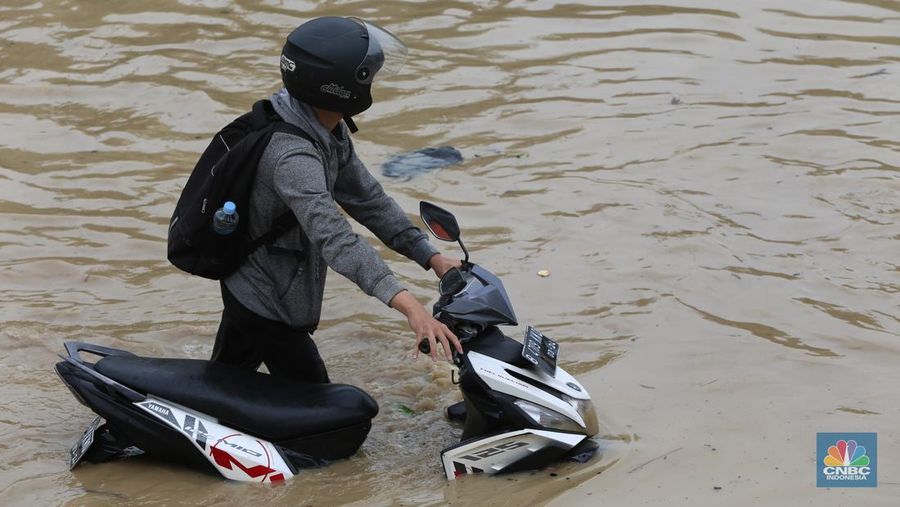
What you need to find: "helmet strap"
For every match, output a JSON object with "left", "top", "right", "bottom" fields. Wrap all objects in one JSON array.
[{"left": 343, "top": 114, "right": 359, "bottom": 133}]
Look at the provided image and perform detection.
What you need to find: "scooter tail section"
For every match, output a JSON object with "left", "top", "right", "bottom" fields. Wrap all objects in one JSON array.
[{"left": 134, "top": 397, "right": 295, "bottom": 483}]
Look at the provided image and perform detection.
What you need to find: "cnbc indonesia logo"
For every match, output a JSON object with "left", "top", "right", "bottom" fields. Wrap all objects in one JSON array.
[{"left": 817, "top": 433, "right": 877, "bottom": 487}]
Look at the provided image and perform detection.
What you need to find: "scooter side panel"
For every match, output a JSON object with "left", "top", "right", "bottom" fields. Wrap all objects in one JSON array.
[
  {"left": 441, "top": 429, "right": 585, "bottom": 480},
  {"left": 135, "top": 397, "right": 294, "bottom": 483}
]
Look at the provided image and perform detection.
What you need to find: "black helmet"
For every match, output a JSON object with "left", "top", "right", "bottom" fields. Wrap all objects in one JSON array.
[{"left": 280, "top": 17, "right": 407, "bottom": 118}]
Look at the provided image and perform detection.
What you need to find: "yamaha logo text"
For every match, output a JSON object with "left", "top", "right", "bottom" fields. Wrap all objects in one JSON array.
[{"left": 146, "top": 402, "right": 171, "bottom": 418}]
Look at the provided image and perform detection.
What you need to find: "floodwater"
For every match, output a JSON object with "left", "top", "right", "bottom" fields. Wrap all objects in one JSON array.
[{"left": 1, "top": 0, "right": 898, "bottom": 505}]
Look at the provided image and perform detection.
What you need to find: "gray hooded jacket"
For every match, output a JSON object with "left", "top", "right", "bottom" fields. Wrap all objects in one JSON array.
[{"left": 223, "top": 88, "right": 438, "bottom": 329}]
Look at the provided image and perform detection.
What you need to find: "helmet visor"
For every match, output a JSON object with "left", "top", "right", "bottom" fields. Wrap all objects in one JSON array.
[{"left": 351, "top": 18, "right": 408, "bottom": 84}]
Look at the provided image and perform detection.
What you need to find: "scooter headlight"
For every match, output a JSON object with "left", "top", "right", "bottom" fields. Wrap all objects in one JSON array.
[
  {"left": 561, "top": 394, "right": 599, "bottom": 437},
  {"left": 514, "top": 399, "right": 583, "bottom": 433}
]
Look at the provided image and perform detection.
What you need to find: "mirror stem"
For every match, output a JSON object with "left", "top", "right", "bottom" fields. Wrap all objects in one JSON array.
[{"left": 458, "top": 239, "right": 469, "bottom": 264}]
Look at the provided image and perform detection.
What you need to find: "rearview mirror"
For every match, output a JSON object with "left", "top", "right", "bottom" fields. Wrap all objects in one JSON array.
[{"left": 420, "top": 201, "right": 460, "bottom": 242}]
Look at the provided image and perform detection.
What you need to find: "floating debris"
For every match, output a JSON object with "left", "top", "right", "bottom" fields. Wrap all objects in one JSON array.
[
  {"left": 537, "top": 270, "right": 550, "bottom": 277},
  {"left": 854, "top": 68, "right": 888, "bottom": 78},
  {"left": 381, "top": 146, "right": 463, "bottom": 181},
  {"left": 396, "top": 403, "right": 416, "bottom": 416},
  {"left": 472, "top": 148, "right": 527, "bottom": 159},
  {"left": 670, "top": 95, "right": 682, "bottom": 105}
]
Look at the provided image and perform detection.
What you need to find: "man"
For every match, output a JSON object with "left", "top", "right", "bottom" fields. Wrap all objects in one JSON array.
[{"left": 213, "top": 16, "right": 461, "bottom": 382}]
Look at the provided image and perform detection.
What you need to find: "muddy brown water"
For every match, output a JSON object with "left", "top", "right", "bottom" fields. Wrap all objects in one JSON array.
[{"left": 1, "top": 0, "right": 898, "bottom": 505}]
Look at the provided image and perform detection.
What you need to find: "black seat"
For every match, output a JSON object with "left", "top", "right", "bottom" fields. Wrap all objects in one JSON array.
[{"left": 94, "top": 356, "right": 378, "bottom": 442}]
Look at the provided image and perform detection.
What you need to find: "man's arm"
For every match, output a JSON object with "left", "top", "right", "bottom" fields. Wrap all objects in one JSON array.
[
  {"left": 334, "top": 151, "right": 439, "bottom": 270},
  {"left": 276, "top": 146, "right": 462, "bottom": 360},
  {"left": 274, "top": 148, "right": 405, "bottom": 306}
]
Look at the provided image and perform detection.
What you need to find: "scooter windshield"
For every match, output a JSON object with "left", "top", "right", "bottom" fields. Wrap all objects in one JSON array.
[
  {"left": 351, "top": 18, "right": 408, "bottom": 84},
  {"left": 441, "top": 265, "right": 518, "bottom": 326}
]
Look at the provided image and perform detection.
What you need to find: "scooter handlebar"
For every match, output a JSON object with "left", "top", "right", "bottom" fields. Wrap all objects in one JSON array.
[{"left": 418, "top": 337, "right": 464, "bottom": 367}]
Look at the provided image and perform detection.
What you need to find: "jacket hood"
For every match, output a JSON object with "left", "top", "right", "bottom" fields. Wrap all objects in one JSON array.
[{"left": 270, "top": 88, "right": 349, "bottom": 151}]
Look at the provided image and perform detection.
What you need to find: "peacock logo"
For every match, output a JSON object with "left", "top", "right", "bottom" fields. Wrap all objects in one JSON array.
[
  {"left": 824, "top": 439, "right": 869, "bottom": 467},
  {"left": 817, "top": 433, "right": 876, "bottom": 487}
]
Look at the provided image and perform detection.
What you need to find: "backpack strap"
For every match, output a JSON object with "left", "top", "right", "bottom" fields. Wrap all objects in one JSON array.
[
  {"left": 253, "top": 99, "right": 283, "bottom": 128},
  {"left": 244, "top": 209, "right": 299, "bottom": 254}
]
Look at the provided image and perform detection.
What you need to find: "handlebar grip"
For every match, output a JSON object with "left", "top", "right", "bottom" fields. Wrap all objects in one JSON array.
[{"left": 418, "top": 338, "right": 431, "bottom": 355}]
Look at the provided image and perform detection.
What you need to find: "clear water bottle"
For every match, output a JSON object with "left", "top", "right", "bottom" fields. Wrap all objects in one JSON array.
[{"left": 212, "top": 201, "right": 239, "bottom": 235}]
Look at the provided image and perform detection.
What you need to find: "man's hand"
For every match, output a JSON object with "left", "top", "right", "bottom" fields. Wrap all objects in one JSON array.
[
  {"left": 390, "top": 290, "right": 462, "bottom": 362},
  {"left": 428, "top": 254, "right": 462, "bottom": 279}
]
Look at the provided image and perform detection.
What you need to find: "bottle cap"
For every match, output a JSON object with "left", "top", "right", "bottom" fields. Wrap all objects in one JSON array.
[{"left": 223, "top": 201, "right": 236, "bottom": 214}]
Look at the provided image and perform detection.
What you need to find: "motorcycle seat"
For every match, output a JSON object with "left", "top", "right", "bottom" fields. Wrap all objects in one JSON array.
[{"left": 94, "top": 356, "right": 378, "bottom": 441}]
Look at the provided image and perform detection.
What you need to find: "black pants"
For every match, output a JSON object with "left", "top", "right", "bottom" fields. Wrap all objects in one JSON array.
[{"left": 212, "top": 283, "right": 330, "bottom": 383}]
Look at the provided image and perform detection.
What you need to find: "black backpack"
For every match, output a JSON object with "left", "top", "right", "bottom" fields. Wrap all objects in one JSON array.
[{"left": 167, "top": 99, "right": 316, "bottom": 279}]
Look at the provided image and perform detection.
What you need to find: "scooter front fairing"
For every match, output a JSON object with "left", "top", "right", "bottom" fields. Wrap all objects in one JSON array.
[{"left": 441, "top": 428, "right": 588, "bottom": 479}]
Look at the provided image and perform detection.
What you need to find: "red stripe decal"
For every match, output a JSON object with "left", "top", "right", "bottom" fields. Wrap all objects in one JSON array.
[{"left": 210, "top": 447, "right": 277, "bottom": 478}]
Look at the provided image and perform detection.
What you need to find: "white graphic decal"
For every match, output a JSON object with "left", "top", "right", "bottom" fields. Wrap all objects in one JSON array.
[
  {"left": 280, "top": 55, "right": 296, "bottom": 72},
  {"left": 136, "top": 398, "right": 293, "bottom": 482}
]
